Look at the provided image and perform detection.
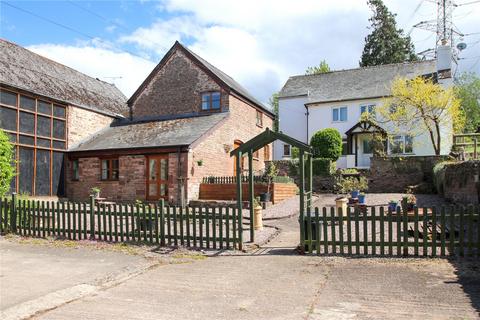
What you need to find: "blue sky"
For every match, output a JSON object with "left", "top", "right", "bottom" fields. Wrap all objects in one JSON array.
[{"left": 1, "top": 0, "right": 479, "bottom": 103}]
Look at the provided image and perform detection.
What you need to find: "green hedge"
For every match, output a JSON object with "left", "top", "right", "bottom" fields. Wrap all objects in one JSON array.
[{"left": 312, "top": 158, "right": 336, "bottom": 176}]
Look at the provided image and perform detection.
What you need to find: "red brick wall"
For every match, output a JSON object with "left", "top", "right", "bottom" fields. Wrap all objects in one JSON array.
[
  {"left": 187, "top": 95, "right": 274, "bottom": 200},
  {"left": 130, "top": 50, "right": 229, "bottom": 119},
  {"left": 67, "top": 152, "right": 188, "bottom": 204},
  {"left": 199, "top": 183, "right": 297, "bottom": 204}
]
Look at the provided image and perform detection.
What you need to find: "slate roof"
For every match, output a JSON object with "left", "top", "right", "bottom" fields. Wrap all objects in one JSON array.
[
  {"left": 279, "top": 60, "right": 437, "bottom": 104},
  {"left": 129, "top": 41, "right": 273, "bottom": 116},
  {"left": 0, "top": 39, "right": 128, "bottom": 116},
  {"left": 70, "top": 112, "right": 228, "bottom": 152}
]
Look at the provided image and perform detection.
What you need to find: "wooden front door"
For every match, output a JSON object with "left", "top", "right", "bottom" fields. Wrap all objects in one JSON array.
[
  {"left": 146, "top": 155, "right": 168, "bottom": 201},
  {"left": 233, "top": 140, "right": 244, "bottom": 176}
]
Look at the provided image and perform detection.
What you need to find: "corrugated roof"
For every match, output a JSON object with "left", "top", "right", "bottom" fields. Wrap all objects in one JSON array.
[
  {"left": 70, "top": 112, "right": 228, "bottom": 152},
  {"left": 0, "top": 39, "right": 128, "bottom": 116},
  {"left": 279, "top": 60, "right": 437, "bottom": 104}
]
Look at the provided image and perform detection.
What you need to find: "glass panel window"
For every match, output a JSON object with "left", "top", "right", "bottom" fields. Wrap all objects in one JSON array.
[
  {"left": 149, "top": 159, "right": 157, "bottom": 180},
  {"left": 19, "top": 111, "right": 35, "bottom": 134},
  {"left": 149, "top": 183, "right": 157, "bottom": 197},
  {"left": 360, "top": 104, "right": 375, "bottom": 117},
  {"left": 0, "top": 107, "right": 17, "bottom": 131},
  {"left": 37, "top": 115, "right": 51, "bottom": 137},
  {"left": 201, "top": 92, "right": 221, "bottom": 111},
  {"left": 19, "top": 135, "right": 34, "bottom": 146},
  {"left": 37, "top": 138, "right": 51, "bottom": 148},
  {"left": 333, "top": 107, "right": 347, "bottom": 122},
  {"left": 363, "top": 138, "right": 372, "bottom": 154},
  {"left": 53, "top": 119, "right": 66, "bottom": 139},
  {"left": 256, "top": 111, "right": 263, "bottom": 127},
  {"left": 283, "top": 144, "right": 291, "bottom": 156},
  {"left": 160, "top": 159, "right": 168, "bottom": 180},
  {"left": 342, "top": 140, "right": 348, "bottom": 156},
  {"left": 0, "top": 90, "right": 17, "bottom": 106},
  {"left": 53, "top": 140, "right": 66, "bottom": 149},
  {"left": 160, "top": 184, "right": 167, "bottom": 196},
  {"left": 72, "top": 159, "right": 79, "bottom": 180},
  {"left": 101, "top": 158, "right": 119, "bottom": 180},
  {"left": 53, "top": 104, "right": 66, "bottom": 118},
  {"left": 20, "top": 95, "right": 36, "bottom": 111},
  {"left": 37, "top": 100, "right": 51, "bottom": 115},
  {"left": 389, "top": 135, "right": 413, "bottom": 154}
]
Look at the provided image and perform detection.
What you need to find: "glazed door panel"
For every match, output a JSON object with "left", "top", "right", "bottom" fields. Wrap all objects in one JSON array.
[{"left": 146, "top": 155, "right": 168, "bottom": 201}]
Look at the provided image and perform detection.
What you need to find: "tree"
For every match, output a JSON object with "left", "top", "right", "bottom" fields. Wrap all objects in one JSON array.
[
  {"left": 375, "top": 77, "right": 465, "bottom": 155},
  {"left": 269, "top": 92, "right": 279, "bottom": 132},
  {"left": 310, "top": 128, "right": 343, "bottom": 161},
  {"left": 455, "top": 72, "right": 480, "bottom": 133},
  {"left": 360, "top": 0, "right": 418, "bottom": 67},
  {"left": 0, "top": 129, "right": 15, "bottom": 197},
  {"left": 305, "top": 60, "right": 331, "bottom": 75}
]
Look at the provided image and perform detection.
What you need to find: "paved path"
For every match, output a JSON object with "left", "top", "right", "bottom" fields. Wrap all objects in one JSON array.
[{"left": 2, "top": 209, "right": 479, "bottom": 319}]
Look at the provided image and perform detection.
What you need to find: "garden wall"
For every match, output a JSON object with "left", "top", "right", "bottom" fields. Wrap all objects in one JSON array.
[
  {"left": 369, "top": 156, "right": 451, "bottom": 193},
  {"left": 442, "top": 161, "right": 480, "bottom": 204},
  {"left": 198, "top": 183, "right": 298, "bottom": 204}
]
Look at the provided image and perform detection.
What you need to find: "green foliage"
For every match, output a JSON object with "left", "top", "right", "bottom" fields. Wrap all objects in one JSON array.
[
  {"left": 269, "top": 92, "right": 279, "bottom": 132},
  {"left": 339, "top": 168, "right": 359, "bottom": 175},
  {"left": 271, "top": 176, "right": 295, "bottom": 184},
  {"left": 310, "top": 128, "right": 343, "bottom": 161},
  {"left": 312, "top": 158, "right": 335, "bottom": 176},
  {"left": 336, "top": 176, "right": 369, "bottom": 194},
  {"left": 455, "top": 72, "right": 480, "bottom": 133},
  {"left": 305, "top": 60, "right": 331, "bottom": 75},
  {"left": 360, "top": 0, "right": 417, "bottom": 67},
  {"left": 291, "top": 147, "right": 299, "bottom": 159},
  {"left": 0, "top": 129, "right": 15, "bottom": 197}
]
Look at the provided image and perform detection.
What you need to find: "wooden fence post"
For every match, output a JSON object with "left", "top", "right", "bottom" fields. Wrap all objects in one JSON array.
[
  {"left": 89, "top": 196, "right": 95, "bottom": 240},
  {"left": 10, "top": 193, "right": 17, "bottom": 233},
  {"left": 159, "top": 199, "right": 165, "bottom": 246}
]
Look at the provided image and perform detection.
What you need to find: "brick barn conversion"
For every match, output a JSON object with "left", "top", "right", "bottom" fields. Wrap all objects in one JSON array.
[{"left": 1, "top": 39, "right": 274, "bottom": 204}]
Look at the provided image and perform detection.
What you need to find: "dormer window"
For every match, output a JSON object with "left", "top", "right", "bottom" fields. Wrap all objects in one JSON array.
[{"left": 201, "top": 92, "right": 221, "bottom": 111}]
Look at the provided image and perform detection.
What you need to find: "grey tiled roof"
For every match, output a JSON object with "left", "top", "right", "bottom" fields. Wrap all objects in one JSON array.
[
  {"left": 0, "top": 39, "right": 128, "bottom": 116},
  {"left": 279, "top": 60, "right": 437, "bottom": 103},
  {"left": 70, "top": 112, "right": 228, "bottom": 152}
]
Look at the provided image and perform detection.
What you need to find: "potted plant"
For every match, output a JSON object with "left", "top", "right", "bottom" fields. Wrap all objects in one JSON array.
[
  {"left": 388, "top": 200, "right": 398, "bottom": 212},
  {"left": 402, "top": 194, "right": 417, "bottom": 211},
  {"left": 90, "top": 186, "right": 101, "bottom": 199},
  {"left": 197, "top": 159, "right": 203, "bottom": 166},
  {"left": 260, "top": 163, "right": 278, "bottom": 202},
  {"left": 358, "top": 192, "right": 366, "bottom": 204}
]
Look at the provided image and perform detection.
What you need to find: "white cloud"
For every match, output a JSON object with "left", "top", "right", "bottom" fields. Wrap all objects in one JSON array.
[{"left": 27, "top": 43, "right": 156, "bottom": 98}]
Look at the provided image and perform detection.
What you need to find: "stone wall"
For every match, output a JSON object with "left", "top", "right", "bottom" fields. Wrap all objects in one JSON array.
[
  {"left": 369, "top": 156, "right": 451, "bottom": 193},
  {"left": 67, "top": 106, "right": 115, "bottom": 148},
  {"left": 443, "top": 161, "right": 480, "bottom": 204},
  {"left": 130, "top": 49, "right": 229, "bottom": 119}
]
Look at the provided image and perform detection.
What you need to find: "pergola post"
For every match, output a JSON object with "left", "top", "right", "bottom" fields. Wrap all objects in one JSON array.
[
  {"left": 308, "top": 153, "right": 313, "bottom": 213},
  {"left": 299, "top": 150, "right": 305, "bottom": 248},
  {"left": 236, "top": 151, "right": 243, "bottom": 250},
  {"left": 248, "top": 150, "right": 254, "bottom": 242}
]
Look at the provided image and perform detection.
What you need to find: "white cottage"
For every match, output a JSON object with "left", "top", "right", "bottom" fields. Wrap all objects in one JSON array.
[{"left": 274, "top": 48, "right": 454, "bottom": 168}]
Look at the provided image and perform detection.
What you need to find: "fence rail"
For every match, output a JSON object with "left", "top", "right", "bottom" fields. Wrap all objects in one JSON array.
[
  {"left": 302, "top": 206, "right": 479, "bottom": 257},
  {"left": 0, "top": 195, "right": 242, "bottom": 250},
  {"left": 453, "top": 133, "right": 479, "bottom": 159}
]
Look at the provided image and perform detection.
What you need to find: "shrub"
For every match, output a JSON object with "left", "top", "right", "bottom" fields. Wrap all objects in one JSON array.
[
  {"left": 336, "top": 176, "right": 369, "bottom": 194},
  {"left": 433, "top": 161, "right": 456, "bottom": 195},
  {"left": 310, "top": 128, "right": 342, "bottom": 161},
  {"left": 0, "top": 129, "right": 15, "bottom": 197},
  {"left": 312, "top": 158, "right": 336, "bottom": 176}
]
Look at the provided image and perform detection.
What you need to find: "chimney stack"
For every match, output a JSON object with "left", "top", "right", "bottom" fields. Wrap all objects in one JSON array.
[{"left": 436, "top": 44, "right": 453, "bottom": 86}]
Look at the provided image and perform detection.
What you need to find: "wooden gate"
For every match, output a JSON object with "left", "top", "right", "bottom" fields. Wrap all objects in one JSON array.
[{"left": 302, "top": 205, "right": 479, "bottom": 257}]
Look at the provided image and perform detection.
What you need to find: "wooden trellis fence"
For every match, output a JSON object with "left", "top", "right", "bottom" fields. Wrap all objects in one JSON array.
[{"left": 0, "top": 194, "right": 243, "bottom": 250}]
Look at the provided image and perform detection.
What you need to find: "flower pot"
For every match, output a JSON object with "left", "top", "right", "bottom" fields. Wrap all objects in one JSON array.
[
  {"left": 388, "top": 203, "right": 398, "bottom": 212},
  {"left": 350, "top": 190, "right": 360, "bottom": 199},
  {"left": 260, "top": 192, "right": 271, "bottom": 202},
  {"left": 358, "top": 194, "right": 366, "bottom": 204}
]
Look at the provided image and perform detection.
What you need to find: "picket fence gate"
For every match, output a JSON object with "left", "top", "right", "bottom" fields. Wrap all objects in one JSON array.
[
  {"left": 0, "top": 194, "right": 243, "bottom": 250},
  {"left": 302, "top": 205, "right": 480, "bottom": 257}
]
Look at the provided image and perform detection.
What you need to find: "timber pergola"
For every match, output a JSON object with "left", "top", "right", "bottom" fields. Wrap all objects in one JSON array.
[{"left": 230, "top": 128, "right": 313, "bottom": 247}]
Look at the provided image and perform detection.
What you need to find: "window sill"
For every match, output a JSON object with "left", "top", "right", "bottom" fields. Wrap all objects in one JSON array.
[{"left": 332, "top": 120, "right": 347, "bottom": 123}]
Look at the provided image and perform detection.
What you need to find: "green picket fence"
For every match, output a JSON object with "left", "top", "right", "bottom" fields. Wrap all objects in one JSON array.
[
  {"left": 302, "top": 206, "right": 480, "bottom": 257},
  {"left": 0, "top": 195, "right": 242, "bottom": 250}
]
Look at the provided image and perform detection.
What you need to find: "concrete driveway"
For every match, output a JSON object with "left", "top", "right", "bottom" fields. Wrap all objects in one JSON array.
[{"left": 1, "top": 216, "right": 479, "bottom": 320}]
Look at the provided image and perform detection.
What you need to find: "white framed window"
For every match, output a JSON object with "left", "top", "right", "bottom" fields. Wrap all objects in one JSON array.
[
  {"left": 389, "top": 135, "right": 413, "bottom": 154},
  {"left": 332, "top": 106, "right": 348, "bottom": 122},
  {"left": 283, "top": 144, "right": 291, "bottom": 157},
  {"left": 360, "top": 104, "right": 375, "bottom": 117}
]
